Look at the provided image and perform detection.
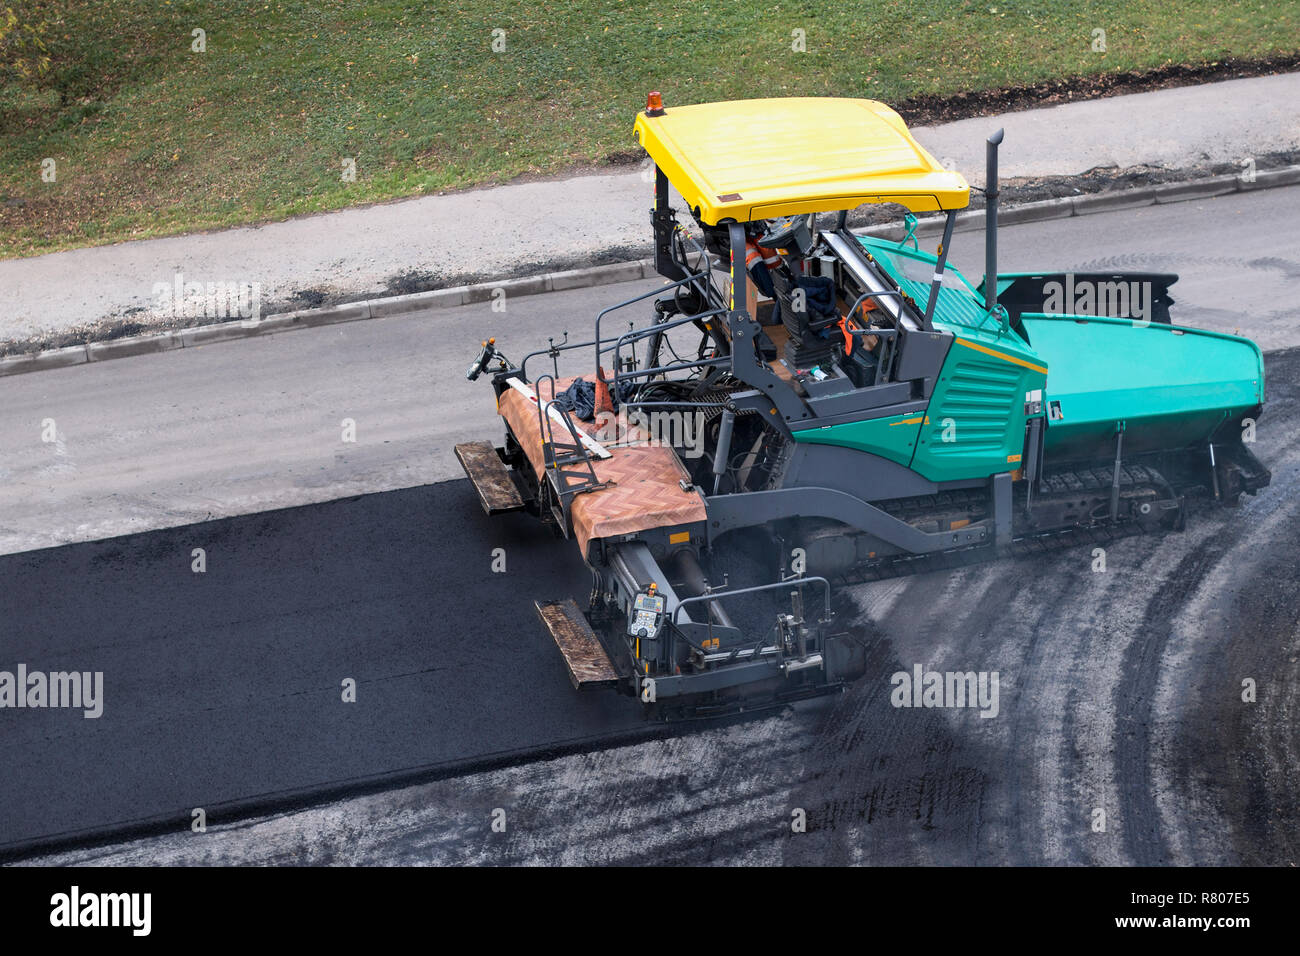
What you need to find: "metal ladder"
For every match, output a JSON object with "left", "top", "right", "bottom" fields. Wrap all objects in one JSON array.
[{"left": 534, "top": 374, "right": 609, "bottom": 532}]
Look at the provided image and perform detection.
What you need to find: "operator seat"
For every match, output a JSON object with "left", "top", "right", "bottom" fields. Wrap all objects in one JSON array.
[
  {"left": 771, "top": 269, "right": 839, "bottom": 368},
  {"left": 756, "top": 215, "right": 840, "bottom": 369}
]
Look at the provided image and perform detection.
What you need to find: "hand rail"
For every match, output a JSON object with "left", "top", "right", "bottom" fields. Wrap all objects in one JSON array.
[
  {"left": 845, "top": 288, "right": 907, "bottom": 324},
  {"left": 843, "top": 290, "right": 907, "bottom": 385},
  {"left": 517, "top": 223, "right": 719, "bottom": 381},
  {"left": 516, "top": 270, "right": 714, "bottom": 380},
  {"left": 593, "top": 270, "right": 712, "bottom": 367},
  {"left": 611, "top": 307, "right": 727, "bottom": 365},
  {"left": 671, "top": 575, "right": 832, "bottom": 627},
  {"left": 533, "top": 374, "right": 587, "bottom": 465},
  {"left": 610, "top": 306, "right": 728, "bottom": 387},
  {"left": 532, "top": 373, "right": 560, "bottom": 456},
  {"left": 847, "top": 326, "right": 899, "bottom": 386}
]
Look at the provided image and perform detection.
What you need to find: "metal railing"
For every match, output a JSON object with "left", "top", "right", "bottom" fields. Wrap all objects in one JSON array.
[
  {"left": 671, "top": 575, "right": 832, "bottom": 627},
  {"left": 518, "top": 270, "right": 714, "bottom": 381},
  {"left": 591, "top": 272, "right": 714, "bottom": 371},
  {"left": 842, "top": 289, "right": 909, "bottom": 386},
  {"left": 664, "top": 575, "right": 834, "bottom": 662}
]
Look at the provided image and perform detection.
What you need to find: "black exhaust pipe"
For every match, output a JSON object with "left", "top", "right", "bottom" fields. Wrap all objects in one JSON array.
[{"left": 984, "top": 128, "right": 1004, "bottom": 314}]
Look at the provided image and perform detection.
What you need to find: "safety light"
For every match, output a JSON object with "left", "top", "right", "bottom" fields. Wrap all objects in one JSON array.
[{"left": 645, "top": 91, "right": 665, "bottom": 116}]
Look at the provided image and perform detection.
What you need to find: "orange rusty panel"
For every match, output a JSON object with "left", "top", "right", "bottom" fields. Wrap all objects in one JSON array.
[
  {"left": 569, "top": 443, "right": 706, "bottom": 555},
  {"left": 498, "top": 374, "right": 596, "bottom": 480},
  {"left": 497, "top": 373, "right": 707, "bottom": 555}
]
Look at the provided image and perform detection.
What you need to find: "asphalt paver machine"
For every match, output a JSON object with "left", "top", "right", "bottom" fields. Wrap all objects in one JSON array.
[{"left": 457, "top": 95, "right": 1269, "bottom": 719}]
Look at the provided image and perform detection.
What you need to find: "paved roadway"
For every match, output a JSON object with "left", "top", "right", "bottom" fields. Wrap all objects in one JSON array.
[
  {"left": 3, "top": 187, "right": 1297, "bottom": 557},
  {"left": 4, "top": 187, "right": 1299, "bottom": 861},
  {"left": 1, "top": 481, "right": 661, "bottom": 855}
]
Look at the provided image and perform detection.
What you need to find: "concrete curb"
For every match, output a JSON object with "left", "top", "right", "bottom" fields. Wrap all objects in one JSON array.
[{"left": 3, "top": 167, "right": 1297, "bottom": 379}]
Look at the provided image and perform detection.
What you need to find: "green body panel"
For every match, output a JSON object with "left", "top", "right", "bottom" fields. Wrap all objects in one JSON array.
[
  {"left": 1022, "top": 314, "right": 1265, "bottom": 461},
  {"left": 910, "top": 336, "right": 1044, "bottom": 481},
  {"left": 791, "top": 409, "right": 923, "bottom": 466},
  {"left": 855, "top": 238, "right": 1048, "bottom": 482},
  {"left": 789, "top": 236, "right": 1265, "bottom": 483}
]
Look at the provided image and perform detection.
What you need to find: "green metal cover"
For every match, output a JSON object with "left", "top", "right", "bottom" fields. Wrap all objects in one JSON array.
[
  {"left": 854, "top": 239, "right": 1048, "bottom": 482},
  {"left": 790, "top": 236, "right": 1264, "bottom": 483},
  {"left": 793, "top": 409, "right": 924, "bottom": 466},
  {"left": 1022, "top": 314, "right": 1264, "bottom": 459}
]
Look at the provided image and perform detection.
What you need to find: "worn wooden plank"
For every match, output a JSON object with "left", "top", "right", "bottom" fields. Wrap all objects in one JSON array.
[
  {"left": 454, "top": 441, "right": 525, "bottom": 515},
  {"left": 535, "top": 599, "right": 619, "bottom": 691}
]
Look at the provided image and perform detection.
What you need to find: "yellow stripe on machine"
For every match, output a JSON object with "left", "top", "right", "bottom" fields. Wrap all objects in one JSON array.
[
  {"left": 669, "top": 531, "right": 691, "bottom": 544},
  {"left": 954, "top": 337, "right": 1048, "bottom": 375}
]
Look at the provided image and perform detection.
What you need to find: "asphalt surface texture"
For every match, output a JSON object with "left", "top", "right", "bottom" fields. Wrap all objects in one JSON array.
[
  {"left": 0, "top": 482, "right": 649, "bottom": 856},
  {"left": 5, "top": 187, "right": 1299, "bottom": 864}
]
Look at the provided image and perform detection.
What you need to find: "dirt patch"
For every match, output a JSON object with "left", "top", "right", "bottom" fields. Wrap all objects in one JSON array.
[
  {"left": 892, "top": 55, "right": 1300, "bottom": 127},
  {"left": 844, "top": 149, "right": 1299, "bottom": 229},
  {"left": 288, "top": 289, "right": 327, "bottom": 309},
  {"left": 368, "top": 245, "right": 652, "bottom": 301},
  {"left": 382, "top": 270, "right": 439, "bottom": 297},
  {"left": 466, "top": 59, "right": 1300, "bottom": 189}
]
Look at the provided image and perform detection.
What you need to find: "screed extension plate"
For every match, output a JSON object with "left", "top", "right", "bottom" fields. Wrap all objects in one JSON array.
[
  {"left": 534, "top": 599, "right": 620, "bottom": 691},
  {"left": 455, "top": 441, "right": 526, "bottom": 515}
]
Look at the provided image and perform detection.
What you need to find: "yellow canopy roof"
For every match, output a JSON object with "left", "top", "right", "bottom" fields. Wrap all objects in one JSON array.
[{"left": 633, "top": 97, "right": 969, "bottom": 225}]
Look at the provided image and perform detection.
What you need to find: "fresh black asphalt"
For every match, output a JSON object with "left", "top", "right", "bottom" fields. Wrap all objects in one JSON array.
[{"left": 0, "top": 480, "right": 645, "bottom": 855}]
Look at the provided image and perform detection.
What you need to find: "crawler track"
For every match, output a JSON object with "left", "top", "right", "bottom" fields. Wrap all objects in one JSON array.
[{"left": 841, "top": 464, "right": 1196, "bottom": 585}]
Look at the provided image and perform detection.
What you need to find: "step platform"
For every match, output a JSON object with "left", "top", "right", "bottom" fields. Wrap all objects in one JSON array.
[
  {"left": 454, "top": 441, "right": 526, "bottom": 515},
  {"left": 534, "top": 598, "right": 621, "bottom": 691}
]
